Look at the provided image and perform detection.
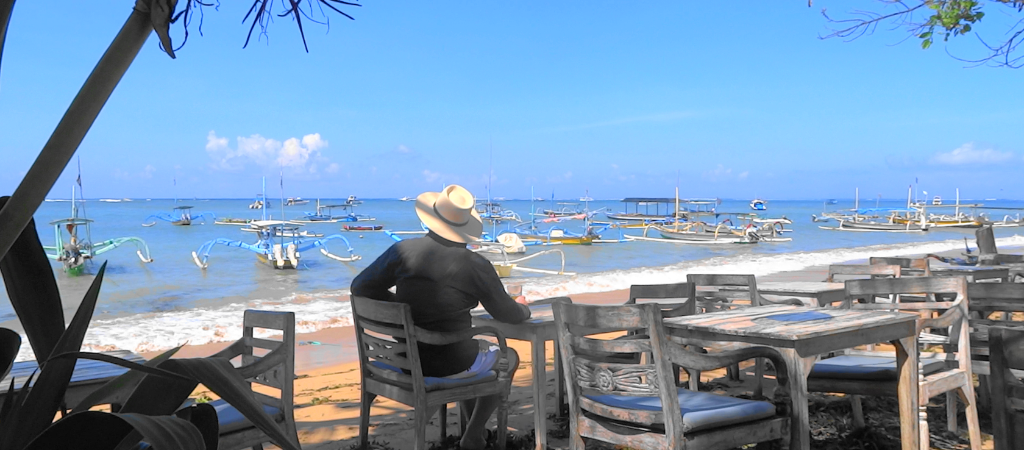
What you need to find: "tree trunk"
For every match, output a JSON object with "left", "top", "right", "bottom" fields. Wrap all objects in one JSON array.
[
  {"left": 0, "top": 6, "right": 153, "bottom": 261},
  {"left": 0, "top": 0, "right": 15, "bottom": 89}
]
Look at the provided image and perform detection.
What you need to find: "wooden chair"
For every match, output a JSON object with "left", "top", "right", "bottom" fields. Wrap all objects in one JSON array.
[
  {"left": 806, "top": 277, "right": 981, "bottom": 450},
  {"left": 552, "top": 299, "right": 791, "bottom": 450},
  {"left": 869, "top": 256, "right": 931, "bottom": 276},
  {"left": 208, "top": 310, "right": 300, "bottom": 450},
  {"left": 975, "top": 225, "right": 1024, "bottom": 266},
  {"left": 350, "top": 295, "right": 516, "bottom": 450},
  {"left": 987, "top": 326, "right": 1024, "bottom": 450},
  {"left": 826, "top": 264, "right": 901, "bottom": 282},
  {"left": 626, "top": 283, "right": 697, "bottom": 389},
  {"left": 964, "top": 283, "right": 1024, "bottom": 407}
]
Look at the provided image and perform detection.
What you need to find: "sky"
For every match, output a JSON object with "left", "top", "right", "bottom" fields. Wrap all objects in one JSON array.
[{"left": 1, "top": 1, "right": 1022, "bottom": 201}]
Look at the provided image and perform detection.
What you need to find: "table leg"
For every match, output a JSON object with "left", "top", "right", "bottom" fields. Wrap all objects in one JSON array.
[
  {"left": 531, "top": 338, "right": 547, "bottom": 450},
  {"left": 778, "top": 348, "right": 815, "bottom": 450},
  {"left": 554, "top": 335, "right": 565, "bottom": 418},
  {"left": 893, "top": 335, "right": 920, "bottom": 450}
]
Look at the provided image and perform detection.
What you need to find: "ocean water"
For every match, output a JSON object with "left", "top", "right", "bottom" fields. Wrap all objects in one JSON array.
[{"left": 3, "top": 197, "right": 1024, "bottom": 360}]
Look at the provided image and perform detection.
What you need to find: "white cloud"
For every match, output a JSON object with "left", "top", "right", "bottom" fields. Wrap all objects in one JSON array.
[
  {"left": 423, "top": 169, "right": 442, "bottom": 183},
  {"left": 932, "top": 143, "right": 1014, "bottom": 165},
  {"left": 397, "top": 145, "right": 412, "bottom": 154},
  {"left": 326, "top": 163, "right": 341, "bottom": 174},
  {"left": 738, "top": 171, "right": 749, "bottom": 180},
  {"left": 206, "top": 131, "right": 331, "bottom": 173}
]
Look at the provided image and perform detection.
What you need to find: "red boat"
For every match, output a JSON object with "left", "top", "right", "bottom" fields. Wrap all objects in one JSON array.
[{"left": 343, "top": 224, "right": 383, "bottom": 231}]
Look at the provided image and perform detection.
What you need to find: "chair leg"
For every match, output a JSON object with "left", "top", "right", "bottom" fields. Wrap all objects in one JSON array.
[
  {"left": 960, "top": 385, "right": 982, "bottom": 450},
  {"left": 359, "top": 390, "right": 377, "bottom": 449},
  {"left": 687, "top": 369, "right": 700, "bottom": 391},
  {"left": 850, "top": 395, "right": 865, "bottom": 429},
  {"left": 440, "top": 403, "right": 448, "bottom": 441},
  {"left": 920, "top": 404, "right": 930, "bottom": 450},
  {"left": 414, "top": 405, "right": 430, "bottom": 450},
  {"left": 496, "top": 395, "right": 508, "bottom": 450},
  {"left": 946, "top": 392, "right": 957, "bottom": 433}
]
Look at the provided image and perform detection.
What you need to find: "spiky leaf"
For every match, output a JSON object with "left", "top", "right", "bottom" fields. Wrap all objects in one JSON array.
[
  {"left": 0, "top": 328, "right": 21, "bottom": 380},
  {"left": 23, "top": 411, "right": 205, "bottom": 450},
  {"left": 71, "top": 345, "right": 183, "bottom": 413}
]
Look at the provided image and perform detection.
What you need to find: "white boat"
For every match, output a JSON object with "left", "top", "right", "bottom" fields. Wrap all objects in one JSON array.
[
  {"left": 749, "top": 199, "right": 767, "bottom": 211},
  {"left": 398, "top": 196, "right": 414, "bottom": 202},
  {"left": 932, "top": 196, "right": 942, "bottom": 205}
]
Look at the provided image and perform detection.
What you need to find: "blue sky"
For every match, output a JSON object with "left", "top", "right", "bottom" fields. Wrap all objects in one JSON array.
[{"left": 1, "top": 1, "right": 1022, "bottom": 201}]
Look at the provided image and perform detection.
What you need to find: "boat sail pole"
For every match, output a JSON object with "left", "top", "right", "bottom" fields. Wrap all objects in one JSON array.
[
  {"left": 261, "top": 176, "right": 267, "bottom": 222},
  {"left": 854, "top": 187, "right": 859, "bottom": 222}
]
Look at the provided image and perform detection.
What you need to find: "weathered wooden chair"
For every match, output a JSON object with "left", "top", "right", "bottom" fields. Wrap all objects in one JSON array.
[
  {"left": 987, "top": 326, "right": 1024, "bottom": 450},
  {"left": 975, "top": 225, "right": 1024, "bottom": 266},
  {"left": 350, "top": 295, "right": 516, "bottom": 450},
  {"left": 806, "top": 277, "right": 981, "bottom": 450},
  {"left": 826, "top": 263, "right": 901, "bottom": 282},
  {"left": 208, "top": 310, "right": 300, "bottom": 450},
  {"left": 964, "top": 283, "right": 1024, "bottom": 407},
  {"left": 552, "top": 299, "right": 791, "bottom": 450},
  {"left": 626, "top": 283, "right": 697, "bottom": 389},
  {"left": 869, "top": 256, "right": 932, "bottom": 275}
]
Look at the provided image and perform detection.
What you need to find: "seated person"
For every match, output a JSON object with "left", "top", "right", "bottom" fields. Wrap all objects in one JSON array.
[{"left": 351, "top": 184, "right": 530, "bottom": 450}]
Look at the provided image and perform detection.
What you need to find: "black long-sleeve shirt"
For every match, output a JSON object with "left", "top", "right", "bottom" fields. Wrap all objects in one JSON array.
[{"left": 351, "top": 231, "right": 530, "bottom": 376}]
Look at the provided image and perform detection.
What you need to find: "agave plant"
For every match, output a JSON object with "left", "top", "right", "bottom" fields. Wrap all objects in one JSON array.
[{"left": 0, "top": 196, "right": 299, "bottom": 450}]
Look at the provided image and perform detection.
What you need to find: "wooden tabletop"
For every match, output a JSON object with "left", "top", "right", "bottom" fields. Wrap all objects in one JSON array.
[
  {"left": 662, "top": 305, "right": 918, "bottom": 357},
  {"left": 1, "top": 349, "right": 146, "bottom": 392},
  {"left": 751, "top": 281, "right": 845, "bottom": 294}
]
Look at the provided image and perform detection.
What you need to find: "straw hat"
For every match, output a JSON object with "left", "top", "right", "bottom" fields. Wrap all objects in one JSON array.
[{"left": 415, "top": 185, "right": 482, "bottom": 243}]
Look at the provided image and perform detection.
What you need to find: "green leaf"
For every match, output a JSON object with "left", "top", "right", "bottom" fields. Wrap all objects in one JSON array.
[
  {"left": 71, "top": 345, "right": 184, "bottom": 414},
  {"left": 0, "top": 196, "right": 66, "bottom": 366},
  {"left": 922, "top": 39, "right": 933, "bottom": 49},
  {"left": 0, "top": 328, "right": 21, "bottom": 380},
  {"left": 23, "top": 411, "right": 205, "bottom": 450},
  {"left": 0, "top": 262, "right": 107, "bottom": 450},
  {"left": 163, "top": 357, "right": 300, "bottom": 450},
  {"left": 919, "top": 31, "right": 932, "bottom": 39}
]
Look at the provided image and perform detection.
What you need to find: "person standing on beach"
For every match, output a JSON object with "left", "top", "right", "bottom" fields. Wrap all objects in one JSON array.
[{"left": 351, "top": 184, "right": 530, "bottom": 450}]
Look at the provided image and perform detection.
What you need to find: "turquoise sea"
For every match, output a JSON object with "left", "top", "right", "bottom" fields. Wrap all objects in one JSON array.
[{"left": 3, "top": 197, "right": 1024, "bottom": 360}]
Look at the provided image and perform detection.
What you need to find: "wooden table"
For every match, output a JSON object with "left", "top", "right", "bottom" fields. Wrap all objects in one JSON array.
[
  {"left": 749, "top": 281, "right": 845, "bottom": 307},
  {"left": 662, "top": 305, "right": 920, "bottom": 450},
  {"left": 907, "top": 266, "right": 1010, "bottom": 282},
  {"left": 472, "top": 303, "right": 564, "bottom": 450},
  {"left": 0, "top": 349, "right": 146, "bottom": 408}
]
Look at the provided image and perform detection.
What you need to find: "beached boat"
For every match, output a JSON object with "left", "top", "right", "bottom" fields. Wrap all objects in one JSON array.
[
  {"left": 624, "top": 221, "right": 783, "bottom": 244},
  {"left": 44, "top": 185, "right": 153, "bottom": 275},
  {"left": 142, "top": 205, "right": 215, "bottom": 227},
  {"left": 749, "top": 198, "right": 767, "bottom": 211},
  {"left": 343, "top": 224, "right": 384, "bottom": 231},
  {"left": 818, "top": 208, "right": 929, "bottom": 233}
]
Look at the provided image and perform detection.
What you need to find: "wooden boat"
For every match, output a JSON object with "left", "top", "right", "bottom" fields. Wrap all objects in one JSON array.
[
  {"left": 45, "top": 185, "right": 153, "bottom": 275},
  {"left": 342, "top": 225, "right": 382, "bottom": 232},
  {"left": 605, "top": 198, "right": 677, "bottom": 222},
  {"left": 215, "top": 218, "right": 254, "bottom": 225},
  {"left": 194, "top": 221, "right": 360, "bottom": 269},
  {"left": 297, "top": 199, "right": 375, "bottom": 223},
  {"left": 142, "top": 205, "right": 215, "bottom": 227}
]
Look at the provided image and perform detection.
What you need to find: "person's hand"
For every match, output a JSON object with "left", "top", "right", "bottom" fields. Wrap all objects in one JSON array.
[{"left": 514, "top": 295, "right": 529, "bottom": 305}]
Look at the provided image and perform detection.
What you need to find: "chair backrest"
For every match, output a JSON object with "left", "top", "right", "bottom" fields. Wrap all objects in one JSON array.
[
  {"left": 552, "top": 300, "right": 684, "bottom": 447},
  {"left": 826, "top": 264, "right": 901, "bottom": 282},
  {"left": 238, "top": 310, "right": 297, "bottom": 447},
  {"left": 965, "top": 283, "right": 1024, "bottom": 376},
  {"left": 988, "top": 326, "right": 1024, "bottom": 450},
  {"left": 845, "top": 277, "right": 970, "bottom": 357},
  {"left": 686, "top": 274, "right": 759, "bottom": 311},
  {"left": 349, "top": 295, "right": 427, "bottom": 396},
  {"left": 869, "top": 256, "right": 931, "bottom": 275},
  {"left": 976, "top": 225, "right": 998, "bottom": 256},
  {"left": 627, "top": 282, "right": 694, "bottom": 317}
]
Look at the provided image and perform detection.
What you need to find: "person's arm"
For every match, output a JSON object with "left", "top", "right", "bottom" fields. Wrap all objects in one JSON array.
[
  {"left": 351, "top": 244, "right": 400, "bottom": 302},
  {"left": 468, "top": 255, "right": 530, "bottom": 323}
]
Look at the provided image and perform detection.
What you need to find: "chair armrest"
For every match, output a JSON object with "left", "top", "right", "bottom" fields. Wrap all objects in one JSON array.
[
  {"left": 526, "top": 296, "right": 571, "bottom": 306},
  {"left": 918, "top": 305, "right": 964, "bottom": 333},
  {"left": 663, "top": 343, "right": 789, "bottom": 388},
  {"left": 414, "top": 326, "right": 509, "bottom": 355}
]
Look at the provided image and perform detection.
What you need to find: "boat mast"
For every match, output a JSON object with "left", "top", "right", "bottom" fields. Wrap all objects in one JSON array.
[
  {"left": 261, "top": 176, "right": 267, "bottom": 222},
  {"left": 955, "top": 188, "right": 961, "bottom": 220},
  {"left": 854, "top": 187, "right": 859, "bottom": 222}
]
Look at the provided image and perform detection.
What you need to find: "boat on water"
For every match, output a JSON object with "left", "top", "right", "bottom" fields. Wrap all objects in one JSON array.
[
  {"left": 605, "top": 198, "right": 677, "bottom": 222},
  {"left": 241, "top": 221, "right": 324, "bottom": 238},
  {"left": 932, "top": 196, "right": 942, "bottom": 205},
  {"left": 625, "top": 221, "right": 787, "bottom": 244},
  {"left": 296, "top": 199, "right": 376, "bottom": 223},
  {"left": 193, "top": 220, "right": 359, "bottom": 269},
  {"left": 749, "top": 199, "right": 767, "bottom": 211},
  {"left": 343, "top": 224, "right": 384, "bottom": 231},
  {"left": 285, "top": 197, "right": 310, "bottom": 206},
  {"left": 142, "top": 205, "right": 215, "bottom": 227},
  {"left": 215, "top": 218, "right": 255, "bottom": 225},
  {"left": 385, "top": 229, "right": 575, "bottom": 277},
  {"left": 249, "top": 195, "right": 271, "bottom": 209},
  {"left": 537, "top": 202, "right": 585, "bottom": 218},
  {"left": 476, "top": 202, "right": 521, "bottom": 224},
  {"left": 398, "top": 196, "right": 414, "bottom": 202},
  {"left": 44, "top": 184, "right": 153, "bottom": 275}
]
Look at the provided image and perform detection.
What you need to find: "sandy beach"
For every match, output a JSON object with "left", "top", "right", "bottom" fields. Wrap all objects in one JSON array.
[{"left": 150, "top": 250, "right": 1004, "bottom": 450}]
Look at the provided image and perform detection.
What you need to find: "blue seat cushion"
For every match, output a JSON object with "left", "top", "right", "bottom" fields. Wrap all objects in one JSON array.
[
  {"left": 585, "top": 388, "right": 776, "bottom": 432},
  {"left": 209, "top": 399, "right": 284, "bottom": 434},
  {"left": 809, "top": 355, "right": 946, "bottom": 381},
  {"left": 371, "top": 344, "right": 500, "bottom": 392}
]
